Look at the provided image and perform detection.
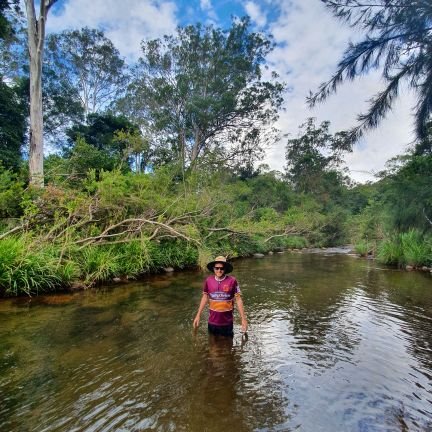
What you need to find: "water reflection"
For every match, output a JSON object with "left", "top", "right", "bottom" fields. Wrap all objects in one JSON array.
[{"left": 0, "top": 253, "right": 431, "bottom": 431}]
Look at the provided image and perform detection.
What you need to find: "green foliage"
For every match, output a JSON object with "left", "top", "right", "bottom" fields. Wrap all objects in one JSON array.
[
  {"left": 0, "top": 0, "right": 19, "bottom": 41},
  {"left": 67, "top": 137, "right": 118, "bottom": 179},
  {"left": 285, "top": 118, "right": 350, "bottom": 198},
  {"left": 377, "top": 230, "right": 432, "bottom": 267},
  {"left": 269, "top": 235, "right": 307, "bottom": 250},
  {"left": 117, "top": 18, "right": 284, "bottom": 170},
  {"left": 0, "top": 78, "right": 26, "bottom": 170},
  {"left": 377, "top": 237, "right": 404, "bottom": 267},
  {"left": 354, "top": 240, "right": 369, "bottom": 257},
  {"left": 0, "top": 237, "right": 77, "bottom": 296},
  {"left": 320, "top": 207, "right": 350, "bottom": 246},
  {"left": 115, "top": 240, "right": 153, "bottom": 276},
  {"left": 243, "top": 172, "right": 293, "bottom": 212},
  {"left": 0, "top": 165, "right": 24, "bottom": 218},
  {"left": 66, "top": 113, "right": 138, "bottom": 152},
  {"left": 75, "top": 246, "right": 120, "bottom": 285},
  {"left": 378, "top": 155, "right": 432, "bottom": 232},
  {"left": 44, "top": 26, "right": 128, "bottom": 133},
  {"left": 311, "top": 1, "right": 432, "bottom": 141},
  {"left": 148, "top": 240, "right": 198, "bottom": 270},
  {"left": 112, "top": 129, "right": 151, "bottom": 173}
]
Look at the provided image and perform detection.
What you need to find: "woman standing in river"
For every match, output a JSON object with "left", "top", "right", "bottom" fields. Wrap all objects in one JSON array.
[{"left": 193, "top": 256, "right": 248, "bottom": 337}]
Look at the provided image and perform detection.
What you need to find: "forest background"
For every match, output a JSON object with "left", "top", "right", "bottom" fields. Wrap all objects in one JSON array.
[{"left": 0, "top": 0, "right": 431, "bottom": 296}]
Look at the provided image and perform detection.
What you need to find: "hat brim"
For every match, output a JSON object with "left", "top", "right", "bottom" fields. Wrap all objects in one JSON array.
[{"left": 207, "top": 260, "right": 233, "bottom": 274}]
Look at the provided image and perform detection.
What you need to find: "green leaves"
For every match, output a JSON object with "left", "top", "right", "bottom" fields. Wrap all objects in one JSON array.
[
  {"left": 285, "top": 118, "right": 351, "bottom": 196},
  {"left": 311, "top": 1, "right": 432, "bottom": 142},
  {"left": 116, "top": 18, "right": 284, "bottom": 171}
]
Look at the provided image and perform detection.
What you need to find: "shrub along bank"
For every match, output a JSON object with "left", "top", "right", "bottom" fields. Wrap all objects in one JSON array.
[
  {"left": 1, "top": 153, "right": 431, "bottom": 297},
  {"left": 0, "top": 167, "right": 315, "bottom": 297}
]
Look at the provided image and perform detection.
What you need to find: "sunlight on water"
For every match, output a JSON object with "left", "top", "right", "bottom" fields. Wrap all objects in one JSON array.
[{"left": 1, "top": 253, "right": 431, "bottom": 431}]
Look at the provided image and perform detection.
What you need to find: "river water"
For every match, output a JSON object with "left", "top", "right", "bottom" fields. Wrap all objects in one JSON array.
[{"left": 1, "top": 252, "right": 431, "bottom": 432}]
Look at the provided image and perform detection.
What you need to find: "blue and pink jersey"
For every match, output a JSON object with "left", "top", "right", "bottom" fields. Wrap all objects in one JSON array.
[{"left": 203, "top": 275, "right": 241, "bottom": 327}]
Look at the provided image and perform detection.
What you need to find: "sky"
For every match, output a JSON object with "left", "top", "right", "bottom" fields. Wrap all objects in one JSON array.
[{"left": 47, "top": 0, "right": 416, "bottom": 183}]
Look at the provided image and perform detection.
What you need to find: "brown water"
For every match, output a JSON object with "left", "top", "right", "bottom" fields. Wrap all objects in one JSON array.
[{"left": 1, "top": 252, "right": 432, "bottom": 431}]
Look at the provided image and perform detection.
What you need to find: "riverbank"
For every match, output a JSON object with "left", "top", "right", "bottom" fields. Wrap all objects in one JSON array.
[
  {"left": 1, "top": 166, "right": 431, "bottom": 298},
  {"left": 0, "top": 233, "right": 309, "bottom": 298},
  {"left": 1, "top": 238, "right": 430, "bottom": 299}
]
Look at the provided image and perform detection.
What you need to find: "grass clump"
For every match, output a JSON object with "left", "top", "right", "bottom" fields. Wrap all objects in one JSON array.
[
  {"left": 354, "top": 240, "right": 369, "bottom": 256},
  {"left": 75, "top": 246, "right": 121, "bottom": 285},
  {"left": 377, "top": 229, "right": 431, "bottom": 267},
  {"left": 0, "top": 237, "right": 77, "bottom": 296}
]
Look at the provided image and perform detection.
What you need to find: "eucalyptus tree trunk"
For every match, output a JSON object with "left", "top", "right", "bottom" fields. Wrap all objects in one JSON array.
[
  {"left": 190, "top": 127, "right": 201, "bottom": 167},
  {"left": 25, "top": 0, "right": 57, "bottom": 187}
]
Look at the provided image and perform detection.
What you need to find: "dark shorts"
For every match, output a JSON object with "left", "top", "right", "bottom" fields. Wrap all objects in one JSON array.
[{"left": 208, "top": 323, "right": 234, "bottom": 337}]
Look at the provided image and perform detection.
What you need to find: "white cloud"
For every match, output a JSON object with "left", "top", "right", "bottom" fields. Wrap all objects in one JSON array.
[
  {"left": 244, "top": 1, "right": 267, "bottom": 27},
  {"left": 263, "top": 0, "right": 414, "bottom": 183},
  {"left": 199, "top": 0, "right": 218, "bottom": 24},
  {"left": 44, "top": 0, "right": 416, "bottom": 183},
  {"left": 48, "top": 0, "right": 178, "bottom": 61},
  {"left": 200, "top": 0, "right": 212, "bottom": 11}
]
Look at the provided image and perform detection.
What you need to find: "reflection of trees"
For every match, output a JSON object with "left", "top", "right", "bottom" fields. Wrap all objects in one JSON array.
[
  {"left": 3, "top": 254, "right": 431, "bottom": 431},
  {"left": 238, "top": 254, "right": 368, "bottom": 370},
  {"left": 362, "top": 269, "right": 432, "bottom": 374}
]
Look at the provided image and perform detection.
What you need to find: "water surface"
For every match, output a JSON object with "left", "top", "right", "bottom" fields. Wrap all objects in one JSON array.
[{"left": 1, "top": 252, "right": 431, "bottom": 431}]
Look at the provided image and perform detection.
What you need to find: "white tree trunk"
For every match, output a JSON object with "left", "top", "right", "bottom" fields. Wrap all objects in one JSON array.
[
  {"left": 25, "top": 0, "right": 56, "bottom": 187},
  {"left": 28, "top": 45, "right": 44, "bottom": 187}
]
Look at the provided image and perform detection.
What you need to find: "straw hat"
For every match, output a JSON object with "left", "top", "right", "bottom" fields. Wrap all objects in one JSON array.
[{"left": 206, "top": 256, "right": 233, "bottom": 273}]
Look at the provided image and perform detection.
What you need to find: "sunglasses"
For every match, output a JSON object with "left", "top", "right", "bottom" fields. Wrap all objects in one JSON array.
[{"left": 214, "top": 266, "right": 225, "bottom": 271}]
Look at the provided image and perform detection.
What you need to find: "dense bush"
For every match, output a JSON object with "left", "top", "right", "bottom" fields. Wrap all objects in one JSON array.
[
  {"left": 377, "top": 230, "right": 432, "bottom": 268},
  {"left": 1, "top": 150, "right": 431, "bottom": 296}
]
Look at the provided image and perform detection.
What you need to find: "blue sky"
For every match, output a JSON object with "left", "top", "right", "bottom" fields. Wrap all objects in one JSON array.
[{"left": 47, "top": 0, "right": 415, "bottom": 182}]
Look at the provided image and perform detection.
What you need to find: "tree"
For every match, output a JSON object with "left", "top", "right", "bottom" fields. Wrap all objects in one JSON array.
[
  {"left": 378, "top": 154, "right": 432, "bottom": 232},
  {"left": 414, "top": 120, "right": 432, "bottom": 155},
  {"left": 285, "top": 118, "right": 350, "bottom": 195},
  {"left": 112, "top": 129, "right": 151, "bottom": 173},
  {"left": 116, "top": 18, "right": 284, "bottom": 171},
  {"left": 66, "top": 113, "right": 139, "bottom": 152},
  {"left": 0, "top": 0, "right": 19, "bottom": 40},
  {"left": 45, "top": 27, "right": 129, "bottom": 117},
  {"left": 309, "top": 1, "right": 432, "bottom": 143},
  {"left": 0, "top": 77, "right": 27, "bottom": 170},
  {"left": 0, "top": 0, "right": 26, "bottom": 170},
  {"left": 24, "top": 0, "right": 58, "bottom": 187},
  {"left": 65, "top": 113, "right": 141, "bottom": 175}
]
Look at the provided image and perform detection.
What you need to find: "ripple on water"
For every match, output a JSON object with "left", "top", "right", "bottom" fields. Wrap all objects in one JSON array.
[{"left": 1, "top": 253, "right": 432, "bottom": 431}]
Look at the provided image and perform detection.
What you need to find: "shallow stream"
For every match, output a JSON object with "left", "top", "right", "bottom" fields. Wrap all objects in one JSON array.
[{"left": 1, "top": 252, "right": 431, "bottom": 431}]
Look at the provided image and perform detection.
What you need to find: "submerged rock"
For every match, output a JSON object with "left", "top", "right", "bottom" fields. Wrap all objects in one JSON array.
[
  {"left": 253, "top": 253, "right": 265, "bottom": 258},
  {"left": 70, "top": 281, "right": 87, "bottom": 291},
  {"left": 163, "top": 267, "right": 175, "bottom": 273},
  {"left": 405, "top": 265, "right": 414, "bottom": 271}
]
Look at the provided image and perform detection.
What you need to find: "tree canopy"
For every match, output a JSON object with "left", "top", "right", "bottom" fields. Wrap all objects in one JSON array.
[
  {"left": 309, "top": 0, "right": 432, "bottom": 143},
  {"left": 45, "top": 27, "right": 129, "bottom": 117},
  {"left": 285, "top": 118, "right": 350, "bottom": 195},
  {"left": 115, "top": 17, "right": 284, "bottom": 171}
]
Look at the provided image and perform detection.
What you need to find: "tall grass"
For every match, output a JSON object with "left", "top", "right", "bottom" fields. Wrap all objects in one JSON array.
[
  {"left": 354, "top": 240, "right": 369, "bottom": 256},
  {"left": 377, "top": 229, "right": 432, "bottom": 267},
  {"left": 377, "top": 237, "right": 404, "bottom": 266},
  {"left": 400, "top": 230, "right": 431, "bottom": 266},
  {"left": 76, "top": 246, "right": 121, "bottom": 285},
  {"left": 0, "top": 238, "right": 77, "bottom": 296}
]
